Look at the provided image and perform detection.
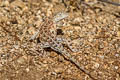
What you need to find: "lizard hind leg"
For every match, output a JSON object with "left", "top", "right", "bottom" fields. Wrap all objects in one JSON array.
[
  {"left": 34, "top": 42, "right": 50, "bottom": 57},
  {"left": 56, "top": 36, "right": 79, "bottom": 53}
]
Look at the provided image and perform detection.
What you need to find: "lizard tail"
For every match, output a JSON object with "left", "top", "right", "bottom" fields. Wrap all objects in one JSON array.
[{"left": 62, "top": 51, "right": 97, "bottom": 80}]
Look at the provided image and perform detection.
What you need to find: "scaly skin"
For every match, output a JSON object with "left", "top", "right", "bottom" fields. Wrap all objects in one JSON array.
[{"left": 30, "top": 12, "right": 96, "bottom": 80}]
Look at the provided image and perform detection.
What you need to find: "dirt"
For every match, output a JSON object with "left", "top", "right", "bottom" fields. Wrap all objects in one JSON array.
[{"left": 0, "top": 0, "right": 120, "bottom": 80}]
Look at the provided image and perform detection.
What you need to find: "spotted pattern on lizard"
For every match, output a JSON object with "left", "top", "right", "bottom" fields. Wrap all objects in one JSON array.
[{"left": 30, "top": 12, "right": 96, "bottom": 80}]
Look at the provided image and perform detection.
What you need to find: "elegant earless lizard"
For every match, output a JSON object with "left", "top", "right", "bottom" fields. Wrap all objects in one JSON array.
[{"left": 30, "top": 12, "right": 95, "bottom": 80}]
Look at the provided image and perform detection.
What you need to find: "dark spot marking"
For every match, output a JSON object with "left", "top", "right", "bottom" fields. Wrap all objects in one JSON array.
[
  {"left": 37, "top": 38, "right": 40, "bottom": 43},
  {"left": 57, "top": 29, "right": 64, "bottom": 35}
]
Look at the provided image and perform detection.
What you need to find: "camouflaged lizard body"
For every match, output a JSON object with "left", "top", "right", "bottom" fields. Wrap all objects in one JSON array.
[{"left": 30, "top": 12, "right": 95, "bottom": 80}]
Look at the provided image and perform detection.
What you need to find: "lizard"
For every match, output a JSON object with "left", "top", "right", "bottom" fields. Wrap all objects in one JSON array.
[{"left": 30, "top": 12, "right": 96, "bottom": 80}]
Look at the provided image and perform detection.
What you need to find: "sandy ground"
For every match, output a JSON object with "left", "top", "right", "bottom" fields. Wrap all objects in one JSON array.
[{"left": 0, "top": 0, "right": 120, "bottom": 80}]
